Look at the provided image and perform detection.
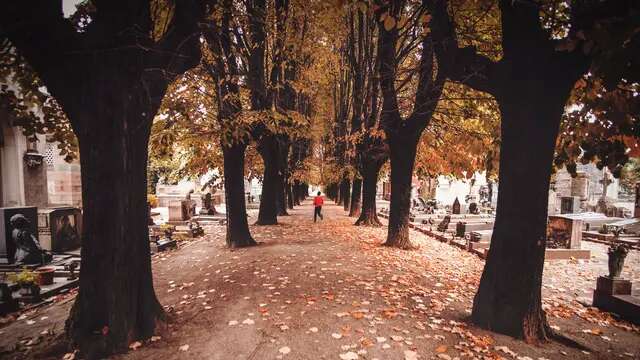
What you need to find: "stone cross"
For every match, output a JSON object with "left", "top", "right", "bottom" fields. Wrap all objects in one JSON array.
[{"left": 599, "top": 169, "right": 612, "bottom": 201}]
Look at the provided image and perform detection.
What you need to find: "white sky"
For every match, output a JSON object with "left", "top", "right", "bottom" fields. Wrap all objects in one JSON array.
[{"left": 63, "top": 0, "right": 83, "bottom": 18}]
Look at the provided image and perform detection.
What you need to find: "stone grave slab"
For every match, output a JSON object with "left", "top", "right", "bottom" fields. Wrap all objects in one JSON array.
[
  {"left": 470, "top": 230, "right": 492, "bottom": 242},
  {"left": 593, "top": 276, "right": 640, "bottom": 325},
  {"left": 544, "top": 248, "right": 591, "bottom": 260},
  {"left": 168, "top": 200, "right": 192, "bottom": 223},
  {"left": 547, "top": 215, "right": 583, "bottom": 249},
  {"left": 582, "top": 231, "right": 615, "bottom": 242}
]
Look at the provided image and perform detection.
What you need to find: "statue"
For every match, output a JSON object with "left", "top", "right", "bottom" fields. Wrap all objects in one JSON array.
[
  {"left": 180, "top": 190, "right": 197, "bottom": 219},
  {"left": 10, "top": 214, "right": 52, "bottom": 265},
  {"left": 199, "top": 193, "right": 216, "bottom": 215}
]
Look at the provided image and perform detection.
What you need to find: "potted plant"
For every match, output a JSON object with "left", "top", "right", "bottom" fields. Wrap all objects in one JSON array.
[
  {"left": 607, "top": 243, "right": 629, "bottom": 278},
  {"left": 10, "top": 269, "right": 40, "bottom": 297},
  {"left": 35, "top": 266, "right": 55, "bottom": 286}
]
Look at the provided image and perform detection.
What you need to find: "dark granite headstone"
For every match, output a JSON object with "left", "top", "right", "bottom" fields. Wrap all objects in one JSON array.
[
  {"left": 452, "top": 198, "right": 461, "bottom": 215},
  {"left": 0, "top": 207, "right": 37, "bottom": 264},
  {"left": 37, "top": 207, "right": 82, "bottom": 252},
  {"left": 437, "top": 215, "right": 451, "bottom": 232}
]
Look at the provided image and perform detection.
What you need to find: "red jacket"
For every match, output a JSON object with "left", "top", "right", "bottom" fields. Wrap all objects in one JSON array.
[{"left": 313, "top": 195, "right": 324, "bottom": 207}]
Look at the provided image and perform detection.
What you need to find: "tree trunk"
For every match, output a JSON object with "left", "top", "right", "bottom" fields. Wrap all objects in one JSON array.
[
  {"left": 384, "top": 137, "right": 418, "bottom": 249},
  {"left": 348, "top": 178, "right": 362, "bottom": 217},
  {"left": 293, "top": 180, "right": 302, "bottom": 205},
  {"left": 256, "top": 136, "right": 278, "bottom": 225},
  {"left": 356, "top": 160, "right": 383, "bottom": 226},
  {"left": 276, "top": 174, "right": 289, "bottom": 216},
  {"left": 222, "top": 143, "right": 257, "bottom": 248},
  {"left": 66, "top": 108, "right": 161, "bottom": 358},
  {"left": 286, "top": 181, "right": 294, "bottom": 209},
  {"left": 341, "top": 178, "right": 351, "bottom": 211},
  {"left": 472, "top": 90, "right": 566, "bottom": 342}
]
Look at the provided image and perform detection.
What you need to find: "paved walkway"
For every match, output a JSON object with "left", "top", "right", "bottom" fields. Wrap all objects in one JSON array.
[{"left": 0, "top": 202, "right": 639, "bottom": 359}]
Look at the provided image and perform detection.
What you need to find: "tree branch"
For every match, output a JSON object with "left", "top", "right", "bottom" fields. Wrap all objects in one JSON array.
[
  {"left": 0, "top": 1, "right": 84, "bottom": 110},
  {"left": 428, "top": 0, "right": 499, "bottom": 96}
]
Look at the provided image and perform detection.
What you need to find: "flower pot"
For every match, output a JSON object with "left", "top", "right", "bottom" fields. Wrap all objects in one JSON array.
[
  {"left": 608, "top": 251, "right": 627, "bottom": 278},
  {"left": 36, "top": 267, "right": 55, "bottom": 286}
]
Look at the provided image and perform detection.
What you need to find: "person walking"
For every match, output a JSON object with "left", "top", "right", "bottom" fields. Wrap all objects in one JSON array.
[{"left": 313, "top": 191, "right": 324, "bottom": 222}]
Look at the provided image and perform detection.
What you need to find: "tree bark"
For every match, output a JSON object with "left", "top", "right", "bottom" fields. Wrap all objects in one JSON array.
[
  {"left": 276, "top": 174, "right": 289, "bottom": 216},
  {"left": 222, "top": 143, "right": 257, "bottom": 248},
  {"left": 384, "top": 136, "right": 418, "bottom": 249},
  {"left": 256, "top": 136, "right": 278, "bottom": 225},
  {"left": 341, "top": 178, "right": 351, "bottom": 211},
  {"left": 472, "top": 84, "right": 568, "bottom": 342},
  {"left": 293, "top": 180, "right": 302, "bottom": 206},
  {"left": 356, "top": 160, "right": 383, "bottom": 226},
  {"left": 348, "top": 178, "right": 362, "bottom": 217},
  {"left": 66, "top": 105, "right": 161, "bottom": 358},
  {"left": 286, "top": 181, "right": 294, "bottom": 209}
]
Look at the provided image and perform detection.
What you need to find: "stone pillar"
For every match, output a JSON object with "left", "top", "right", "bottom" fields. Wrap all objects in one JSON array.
[
  {"left": 23, "top": 145, "right": 49, "bottom": 208},
  {"left": 571, "top": 171, "right": 589, "bottom": 199}
]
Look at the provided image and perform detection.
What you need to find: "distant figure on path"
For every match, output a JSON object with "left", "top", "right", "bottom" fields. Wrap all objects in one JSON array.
[{"left": 313, "top": 191, "right": 324, "bottom": 222}]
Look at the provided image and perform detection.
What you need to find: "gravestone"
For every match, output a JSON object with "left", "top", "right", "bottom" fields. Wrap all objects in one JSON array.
[
  {"left": 199, "top": 193, "right": 216, "bottom": 215},
  {"left": 548, "top": 189, "right": 558, "bottom": 215},
  {"left": 437, "top": 215, "right": 451, "bottom": 232},
  {"left": 571, "top": 171, "right": 589, "bottom": 199},
  {"left": 452, "top": 198, "right": 461, "bottom": 215},
  {"left": 0, "top": 207, "right": 38, "bottom": 264},
  {"left": 593, "top": 276, "right": 640, "bottom": 325},
  {"left": 168, "top": 200, "right": 191, "bottom": 222},
  {"left": 37, "top": 207, "right": 82, "bottom": 252},
  {"left": 547, "top": 215, "right": 583, "bottom": 249},
  {"left": 560, "top": 196, "right": 581, "bottom": 214},
  {"left": 468, "top": 202, "right": 478, "bottom": 214}
]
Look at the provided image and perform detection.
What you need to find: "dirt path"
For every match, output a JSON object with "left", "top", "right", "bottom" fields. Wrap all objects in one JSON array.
[{"left": 1, "top": 201, "right": 639, "bottom": 359}]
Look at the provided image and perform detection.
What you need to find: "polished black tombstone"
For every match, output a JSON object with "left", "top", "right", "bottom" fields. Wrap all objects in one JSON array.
[
  {"left": 0, "top": 207, "right": 38, "bottom": 264},
  {"left": 37, "top": 207, "right": 82, "bottom": 252}
]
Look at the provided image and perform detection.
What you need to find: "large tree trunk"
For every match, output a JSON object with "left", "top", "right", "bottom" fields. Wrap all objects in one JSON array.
[
  {"left": 341, "top": 178, "right": 351, "bottom": 211},
  {"left": 286, "top": 181, "right": 294, "bottom": 209},
  {"left": 348, "top": 178, "right": 362, "bottom": 217},
  {"left": 222, "top": 143, "right": 257, "bottom": 248},
  {"left": 384, "top": 137, "right": 418, "bottom": 249},
  {"left": 256, "top": 136, "right": 278, "bottom": 225},
  {"left": 472, "top": 89, "right": 566, "bottom": 342},
  {"left": 276, "top": 174, "right": 289, "bottom": 216},
  {"left": 293, "top": 180, "right": 302, "bottom": 206},
  {"left": 356, "top": 160, "right": 383, "bottom": 226},
  {"left": 66, "top": 105, "right": 161, "bottom": 358}
]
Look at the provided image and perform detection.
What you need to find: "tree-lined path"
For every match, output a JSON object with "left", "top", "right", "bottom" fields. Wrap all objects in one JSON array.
[{"left": 1, "top": 201, "right": 638, "bottom": 359}]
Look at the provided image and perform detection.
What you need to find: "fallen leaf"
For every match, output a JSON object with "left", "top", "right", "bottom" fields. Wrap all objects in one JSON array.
[
  {"left": 404, "top": 350, "right": 419, "bottom": 360},
  {"left": 339, "top": 351, "right": 359, "bottom": 360},
  {"left": 435, "top": 345, "right": 447, "bottom": 353}
]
